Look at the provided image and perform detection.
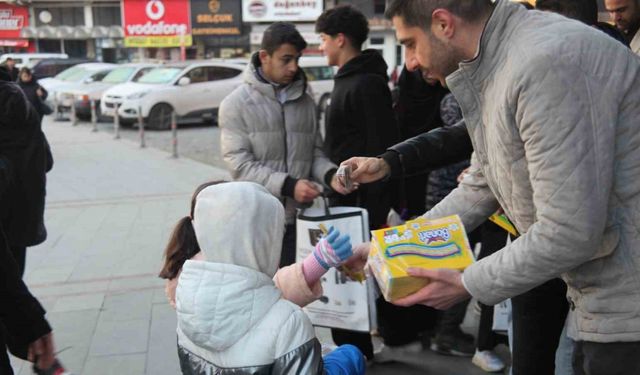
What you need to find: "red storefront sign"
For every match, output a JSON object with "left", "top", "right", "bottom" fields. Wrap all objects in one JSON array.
[
  {"left": 0, "top": 4, "right": 28, "bottom": 39},
  {"left": 122, "top": 0, "right": 192, "bottom": 47}
]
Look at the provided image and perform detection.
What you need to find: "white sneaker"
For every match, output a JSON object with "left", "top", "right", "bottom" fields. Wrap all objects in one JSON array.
[
  {"left": 472, "top": 350, "right": 505, "bottom": 372},
  {"left": 373, "top": 341, "right": 423, "bottom": 363}
]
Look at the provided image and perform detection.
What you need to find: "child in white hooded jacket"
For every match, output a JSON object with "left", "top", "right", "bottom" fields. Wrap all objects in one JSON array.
[{"left": 160, "top": 181, "right": 366, "bottom": 375}]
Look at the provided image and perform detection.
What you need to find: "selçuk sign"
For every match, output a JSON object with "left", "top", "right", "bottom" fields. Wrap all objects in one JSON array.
[{"left": 122, "top": 0, "right": 192, "bottom": 48}]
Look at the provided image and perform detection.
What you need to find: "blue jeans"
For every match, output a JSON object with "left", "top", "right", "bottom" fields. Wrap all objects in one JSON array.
[{"left": 323, "top": 344, "right": 365, "bottom": 375}]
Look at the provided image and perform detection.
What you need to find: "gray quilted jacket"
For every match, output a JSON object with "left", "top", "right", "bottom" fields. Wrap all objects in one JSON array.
[
  {"left": 220, "top": 54, "right": 336, "bottom": 224},
  {"left": 424, "top": 0, "right": 640, "bottom": 342}
]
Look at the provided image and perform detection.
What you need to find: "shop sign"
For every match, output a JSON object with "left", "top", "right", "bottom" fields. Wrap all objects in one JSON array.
[
  {"left": 191, "top": 0, "right": 241, "bottom": 36},
  {"left": 122, "top": 0, "right": 192, "bottom": 47},
  {"left": 242, "top": 0, "right": 323, "bottom": 22},
  {"left": 0, "top": 4, "right": 28, "bottom": 39}
]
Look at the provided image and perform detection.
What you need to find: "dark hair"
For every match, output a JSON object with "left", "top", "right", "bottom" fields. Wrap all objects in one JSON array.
[
  {"left": 261, "top": 22, "right": 307, "bottom": 55},
  {"left": 5, "top": 57, "right": 13, "bottom": 62},
  {"left": 536, "top": 0, "right": 598, "bottom": 25},
  {"left": 385, "top": 0, "right": 494, "bottom": 29},
  {"left": 158, "top": 181, "right": 226, "bottom": 279},
  {"left": 315, "top": 5, "right": 370, "bottom": 50},
  {"left": 19, "top": 67, "right": 32, "bottom": 76}
]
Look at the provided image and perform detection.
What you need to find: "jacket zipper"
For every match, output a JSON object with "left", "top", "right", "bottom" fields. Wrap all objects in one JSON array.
[{"left": 277, "top": 90, "right": 289, "bottom": 173}]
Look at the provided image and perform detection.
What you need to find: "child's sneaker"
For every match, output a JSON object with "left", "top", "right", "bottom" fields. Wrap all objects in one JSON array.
[
  {"left": 33, "top": 359, "right": 73, "bottom": 375},
  {"left": 472, "top": 350, "right": 505, "bottom": 372}
]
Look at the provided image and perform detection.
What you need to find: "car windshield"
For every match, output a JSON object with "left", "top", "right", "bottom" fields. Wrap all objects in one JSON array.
[
  {"left": 55, "top": 66, "right": 91, "bottom": 82},
  {"left": 137, "top": 68, "right": 182, "bottom": 84},
  {"left": 102, "top": 67, "right": 136, "bottom": 83}
]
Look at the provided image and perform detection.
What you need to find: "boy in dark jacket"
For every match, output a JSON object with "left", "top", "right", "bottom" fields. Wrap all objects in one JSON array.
[{"left": 316, "top": 5, "right": 403, "bottom": 361}]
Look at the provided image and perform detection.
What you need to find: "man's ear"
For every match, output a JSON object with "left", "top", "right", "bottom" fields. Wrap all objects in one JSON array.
[
  {"left": 336, "top": 33, "right": 347, "bottom": 49},
  {"left": 259, "top": 50, "right": 270, "bottom": 65},
  {"left": 431, "top": 9, "right": 456, "bottom": 39}
]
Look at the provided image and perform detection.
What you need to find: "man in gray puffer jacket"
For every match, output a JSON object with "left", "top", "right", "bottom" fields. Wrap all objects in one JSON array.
[
  {"left": 346, "top": 0, "right": 640, "bottom": 373},
  {"left": 220, "top": 23, "right": 349, "bottom": 267}
]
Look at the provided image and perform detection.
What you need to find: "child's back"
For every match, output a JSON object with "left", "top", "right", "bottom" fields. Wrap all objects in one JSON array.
[
  {"left": 174, "top": 182, "right": 323, "bottom": 373},
  {"left": 177, "top": 260, "right": 322, "bottom": 373}
]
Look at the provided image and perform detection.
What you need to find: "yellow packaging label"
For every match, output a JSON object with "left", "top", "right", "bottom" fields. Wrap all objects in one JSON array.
[
  {"left": 368, "top": 215, "right": 474, "bottom": 302},
  {"left": 488, "top": 212, "right": 519, "bottom": 237}
]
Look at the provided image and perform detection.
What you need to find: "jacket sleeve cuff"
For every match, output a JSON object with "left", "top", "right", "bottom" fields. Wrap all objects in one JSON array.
[
  {"left": 380, "top": 150, "right": 402, "bottom": 179},
  {"left": 462, "top": 262, "right": 502, "bottom": 306},
  {"left": 281, "top": 176, "right": 298, "bottom": 198},
  {"left": 324, "top": 168, "right": 337, "bottom": 190}
]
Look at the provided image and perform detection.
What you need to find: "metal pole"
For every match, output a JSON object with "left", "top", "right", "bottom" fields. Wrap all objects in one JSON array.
[
  {"left": 90, "top": 99, "right": 98, "bottom": 132},
  {"left": 138, "top": 106, "right": 145, "bottom": 148},
  {"left": 53, "top": 96, "right": 60, "bottom": 120},
  {"left": 71, "top": 101, "right": 78, "bottom": 126},
  {"left": 171, "top": 111, "right": 178, "bottom": 158},
  {"left": 114, "top": 103, "right": 120, "bottom": 140}
]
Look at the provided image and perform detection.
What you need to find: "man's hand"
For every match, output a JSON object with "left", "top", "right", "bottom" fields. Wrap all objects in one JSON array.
[
  {"left": 330, "top": 172, "right": 358, "bottom": 195},
  {"left": 341, "top": 157, "right": 390, "bottom": 184},
  {"left": 36, "top": 88, "right": 44, "bottom": 97},
  {"left": 294, "top": 179, "right": 321, "bottom": 203},
  {"left": 393, "top": 268, "right": 471, "bottom": 310},
  {"left": 342, "top": 242, "right": 370, "bottom": 273},
  {"left": 28, "top": 332, "right": 55, "bottom": 370}
]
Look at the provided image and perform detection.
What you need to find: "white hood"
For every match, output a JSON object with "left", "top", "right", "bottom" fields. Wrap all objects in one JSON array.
[{"left": 191, "top": 181, "right": 285, "bottom": 278}]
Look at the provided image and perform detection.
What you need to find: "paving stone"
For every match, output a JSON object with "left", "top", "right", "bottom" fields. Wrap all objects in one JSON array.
[
  {"left": 100, "top": 290, "right": 154, "bottom": 322},
  {"left": 146, "top": 304, "right": 181, "bottom": 375},
  {"left": 89, "top": 319, "right": 149, "bottom": 356},
  {"left": 51, "top": 293, "right": 105, "bottom": 313},
  {"left": 83, "top": 353, "right": 146, "bottom": 375}
]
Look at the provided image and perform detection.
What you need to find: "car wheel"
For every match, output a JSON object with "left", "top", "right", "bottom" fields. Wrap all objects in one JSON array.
[{"left": 148, "top": 103, "right": 173, "bottom": 130}]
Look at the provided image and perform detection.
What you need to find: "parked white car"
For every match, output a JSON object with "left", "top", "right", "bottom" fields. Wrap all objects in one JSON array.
[
  {"left": 299, "top": 56, "right": 335, "bottom": 112},
  {"left": 63, "top": 63, "right": 157, "bottom": 119},
  {"left": 0, "top": 53, "right": 68, "bottom": 68},
  {"left": 39, "top": 63, "right": 117, "bottom": 112},
  {"left": 101, "top": 61, "right": 244, "bottom": 129}
]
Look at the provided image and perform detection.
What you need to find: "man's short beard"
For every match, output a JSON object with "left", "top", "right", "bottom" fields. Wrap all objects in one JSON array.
[{"left": 427, "top": 31, "right": 465, "bottom": 81}]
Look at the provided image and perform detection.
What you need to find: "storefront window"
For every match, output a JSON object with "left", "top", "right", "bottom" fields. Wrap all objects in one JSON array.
[{"left": 92, "top": 6, "right": 121, "bottom": 27}]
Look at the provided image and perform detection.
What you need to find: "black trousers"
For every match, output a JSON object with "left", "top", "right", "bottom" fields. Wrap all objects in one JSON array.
[
  {"left": 10, "top": 246, "right": 26, "bottom": 278},
  {"left": 477, "top": 222, "right": 509, "bottom": 351},
  {"left": 573, "top": 340, "right": 640, "bottom": 375},
  {"left": 511, "top": 278, "right": 568, "bottom": 375},
  {"left": 279, "top": 224, "right": 297, "bottom": 268}
]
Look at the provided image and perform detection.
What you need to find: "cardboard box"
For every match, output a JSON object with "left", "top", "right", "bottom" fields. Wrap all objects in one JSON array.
[{"left": 368, "top": 215, "right": 475, "bottom": 302}]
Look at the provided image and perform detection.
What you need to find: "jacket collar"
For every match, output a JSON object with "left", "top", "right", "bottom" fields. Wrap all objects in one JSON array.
[
  {"left": 446, "top": 0, "right": 523, "bottom": 89},
  {"left": 243, "top": 52, "right": 307, "bottom": 103}
]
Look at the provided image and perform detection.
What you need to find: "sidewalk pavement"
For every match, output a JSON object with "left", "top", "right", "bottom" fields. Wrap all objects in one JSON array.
[{"left": 10, "top": 117, "right": 508, "bottom": 374}]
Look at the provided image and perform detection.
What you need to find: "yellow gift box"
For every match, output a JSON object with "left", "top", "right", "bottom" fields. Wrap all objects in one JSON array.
[{"left": 368, "top": 215, "right": 475, "bottom": 302}]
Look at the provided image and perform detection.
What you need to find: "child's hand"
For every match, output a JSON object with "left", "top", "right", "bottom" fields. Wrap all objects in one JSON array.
[
  {"left": 313, "top": 227, "right": 352, "bottom": 269},
  {"left": 342, "top": 242, "right": 369, "bottom": 273}
]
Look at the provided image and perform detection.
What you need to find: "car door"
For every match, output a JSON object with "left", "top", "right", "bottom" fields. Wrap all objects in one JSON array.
[
  {"left": 171, "top": 67, "right": 211, "bottom": 117},
  {"left": 199, "top": 66, "right": 243, "bottom": 116}
]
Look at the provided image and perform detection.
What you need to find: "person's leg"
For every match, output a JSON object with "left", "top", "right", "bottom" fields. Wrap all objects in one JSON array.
[
  {"left": 330, "top": 329, "right": 373, "bottom": 360},
  {"left": 555, "top": 319, "right": 575, "bottom": 375},
  {"left": 279, "top": 224, "right": 297, "bottom": 268},
  {"left": 323, "top": 344, "right": 366, "bottom": 375},
  {"left": 0, "top": 325, "right": 15, "bottom": 375},
  {"left": 572, "top": 341, "right": 640, "bottom": 375},
  {"left": 511, "top": 278, "right": 568, "bottom": 375},
  {"left": 376, "top": 296, "right": 437, "bottom": 346},
  {"left": 431, "top": 300, "right": 474, "bottom": 356},
  {"left": 9, "top": 246, "right": 25, "bottom": 278}
]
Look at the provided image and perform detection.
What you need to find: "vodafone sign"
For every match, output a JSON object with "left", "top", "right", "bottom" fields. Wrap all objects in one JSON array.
[{"left": 123, "top": 0, "right": 192, "bottom": 48}]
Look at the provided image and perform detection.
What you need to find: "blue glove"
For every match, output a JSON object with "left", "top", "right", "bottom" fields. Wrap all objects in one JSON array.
[{"left": 313, "top": 226, "right": 353, "bottom": 269}]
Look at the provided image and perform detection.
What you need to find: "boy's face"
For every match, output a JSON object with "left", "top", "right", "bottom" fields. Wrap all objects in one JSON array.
[
  {"left": 318, "top": 33, "right": 341, "bottom": 67},
  {"left": 259, "top": 43, "right": 301, "bottom": 85}
]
